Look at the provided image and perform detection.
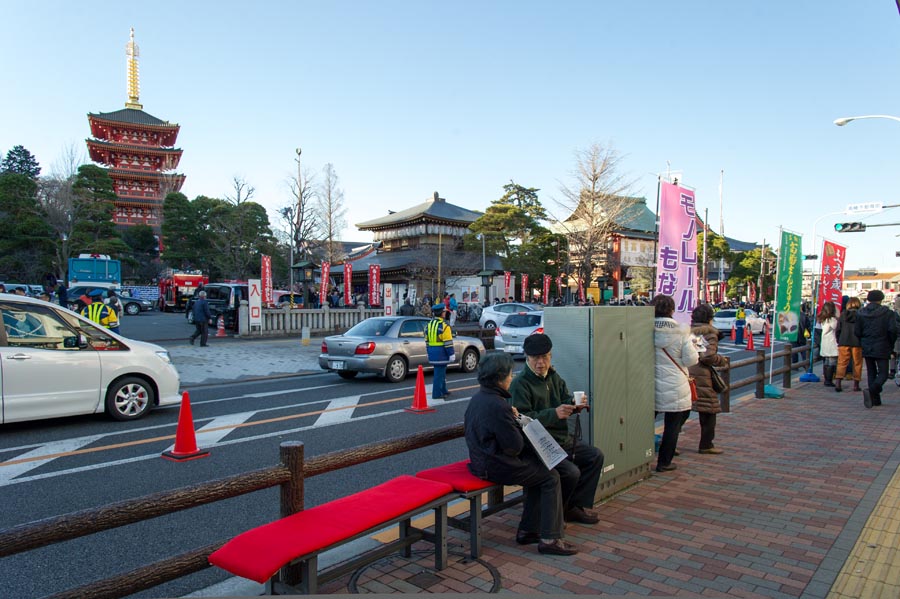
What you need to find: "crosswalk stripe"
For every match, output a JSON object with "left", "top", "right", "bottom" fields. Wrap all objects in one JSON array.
[
  {"left": 314, "top": 396, "right": 362, "bottom": 426},
  {"left": 0, "top": 436, "right": 103, "bottom": 484}
]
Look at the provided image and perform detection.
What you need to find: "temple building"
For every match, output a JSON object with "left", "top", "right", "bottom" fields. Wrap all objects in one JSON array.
[{"left": 86, "top": 29, "right": 184, "bottom": 230}]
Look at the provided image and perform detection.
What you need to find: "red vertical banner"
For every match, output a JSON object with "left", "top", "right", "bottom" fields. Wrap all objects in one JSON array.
[
  {"left": 368, "top": 264, "right": 381, "bottom": 306},
  {"left": 578, "top": 279, "right": 585, "bottom": 303},
  {"left": 261, "top": 255, "right": 272, "bottom": 305},
  {"left": 343, "top": 262, "right": 352, "bottom": 306},
  {"left": 818, "top": 241, "right": 847, "bottom": 312},
  {"left": 556, "top": 275, "right": 563, "bottom": 298},
  {"left": 504, "top": 271, "right": 511, "bottom": 300},
  {"left": 748, "top": 281, "right": 757, "bottom": 303},
  {"left": 542, "top": 274, "right": 551, "bottom": 305},
  {"left": 319, "top": 261, "right": 330, "bottom": 307},
  {"left": 521, "top": 274, "right": 529, "bottom": 302}
]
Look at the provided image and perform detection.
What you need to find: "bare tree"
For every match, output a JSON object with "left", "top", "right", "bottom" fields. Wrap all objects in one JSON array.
[
  {"left": 281, "top": 160, "right": 318, "bottom": 261},
  {"left": 315, "top": 163, "right": 347, "bottom": 264},
  {"left": 209, "top": 176, "right": 270, "bottom": 279},
  {"left": 38, "top": 143, "right": 87, "bottom": 278},
  {"left": 552, "top": 142, "right": 637, "bottom": 291}
]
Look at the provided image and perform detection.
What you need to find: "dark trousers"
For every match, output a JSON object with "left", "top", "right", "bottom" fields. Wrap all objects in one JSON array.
[
  {"left": 658, "top": 410, "right": 690, "bottom": 468},
  {"left": 698, "top": 412, "right": 717, "bottom": 450},
  {"left": 555, "top": 441, "right": 604, "bottom": 511},
  {"left": 865, "top": 357, "right": 890, "bottom": 401},
  {"left": 191, "top": 320, "right": 209, "bottom": 346},
  {"left": 516, "top": 465, "right": 565, "bottom": 540}
]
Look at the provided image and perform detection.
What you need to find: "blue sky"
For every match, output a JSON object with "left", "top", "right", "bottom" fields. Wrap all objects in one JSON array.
[{"left": 4, "top": 1, "right": 900, "bottom": 271}]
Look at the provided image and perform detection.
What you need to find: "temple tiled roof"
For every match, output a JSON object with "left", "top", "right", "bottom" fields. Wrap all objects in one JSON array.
[
  {"left": 346, "top": 247, "right": 503, "bottom": 274},
  {"left": 86, "top": 139, "right": 183, "bottom": 154},
  {"left": 356, "top": 193, "right": 482, "bottom": 230},
  {"left": 88, "top": 108, "right": 177, "bottom": 127}
]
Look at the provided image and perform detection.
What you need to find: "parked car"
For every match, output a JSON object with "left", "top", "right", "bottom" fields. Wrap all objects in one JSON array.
[
  {"left": 0, "top": 295, "right": 181, "bottom": 422},
  {"left": 712, "top": 308, "right": 767, "bottom": 335},
  {"left": 67, "top": 286, "right": 154, "bottom": 315},
  {"left": 185, "top": 283, "right": 249, "bottom": 330},
  {"left": 318, "top": 316, "right": 485, "bottom": 382},
  {"left": 478, "top": 302, "right": 542, "bottom": 329},
  {"left": 494, "top": 311, "right": 544, "bottom": 356}
]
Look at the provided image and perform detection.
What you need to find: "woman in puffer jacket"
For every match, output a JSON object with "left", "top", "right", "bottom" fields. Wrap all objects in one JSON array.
[
  {"left": 652, "top": 294, "right": 699, "bottom": 473},
  {"left": 688, "top": 303, "right": 729, "bottom": 455},
  {"left": 817, "top": 301, "right": 839, "bottom": 387}
]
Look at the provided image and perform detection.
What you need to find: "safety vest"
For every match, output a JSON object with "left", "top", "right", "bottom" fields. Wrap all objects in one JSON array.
[
  {"left": 426, "top": 319, "right": 445, "bottom": 346},
  {"left": 737, "top": 308, "right": 746, "bottom": 320},
  {"left": 83, "top": 302, "right": 116, "bottom": 328}
]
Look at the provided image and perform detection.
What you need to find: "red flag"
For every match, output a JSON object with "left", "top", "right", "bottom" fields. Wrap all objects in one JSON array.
[
  {"left": 521, "top": 274, "right": 529, "bottom": 302},
  {"left": 343, "top": 262, "right": 352, "bottom": 306},
  {"left": 319, "top": 262, "right": 330, "bottom": 306},
  {"left": 261, "top": 255, "right": 272, "bottom": 304},
  {"left": 368, "top": 264, "right": 381, "bottom": 306},
  {"left": 542, "top": 274, "right": 551, "bottom": 305},
  {"left": 504, "top": 271, "right": 511, "bottom": 300},
  {"left": 818, "top": 241, "right": 847, "bottom": 313},
  {"left": 577, "top": 279, "right": 585, "bottom": 303}
]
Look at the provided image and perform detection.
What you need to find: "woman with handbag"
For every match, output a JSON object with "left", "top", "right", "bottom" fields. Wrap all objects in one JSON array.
[
  {"left": 652, "top": 294, "right": 700, "bottom": 473},
  {"left": 688, "top": 304, "right": 730, "bottom": 455}
]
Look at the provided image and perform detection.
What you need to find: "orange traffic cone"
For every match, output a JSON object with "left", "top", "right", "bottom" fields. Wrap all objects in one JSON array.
[
  {"left": 215, "top": 314, "right": 226, "bottom": 337},
  {"left": 405, "top": 365, "right": 436, "bottom": 414},
  {"left": 730, "top": 321, "right": 736, "bottom": 341},
  {"left": 162, "top": 391, "right": 210, "bottom": 461},
  {"left": 746, "top": 324, "right": 755, "bottom": 350},
  {"left": 763, "top": 322, "right": 771, "bottom": 348}
]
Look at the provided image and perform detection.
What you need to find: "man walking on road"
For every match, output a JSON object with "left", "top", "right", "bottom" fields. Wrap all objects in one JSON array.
[
  {"left": 190, "top": 290, "right": 213, "bottom": 347},
  {"left": 854, "top": 290, "right": 898, "bottom": 408}
]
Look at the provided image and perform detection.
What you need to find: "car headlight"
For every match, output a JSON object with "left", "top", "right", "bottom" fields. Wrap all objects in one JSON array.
[{"left": 155, "top": 350, "right": 172, "bottom": 364}]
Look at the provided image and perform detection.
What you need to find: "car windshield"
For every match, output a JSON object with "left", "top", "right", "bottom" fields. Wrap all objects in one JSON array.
[
  {"left": 716, "top": 310, "right": 736, "bottom": 318},
  {"left": 505, "top": 314, "right": 542, "bottom": 328},
  {"left": 345, "top": 318, "right": 399, "bottom": 337}
]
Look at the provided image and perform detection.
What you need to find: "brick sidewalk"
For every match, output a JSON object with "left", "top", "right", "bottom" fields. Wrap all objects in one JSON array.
[{"left": 312, "top": 379, "right": 900, "bottom": 597}]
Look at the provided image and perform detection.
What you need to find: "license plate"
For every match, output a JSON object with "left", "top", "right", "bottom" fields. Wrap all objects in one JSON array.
[
  {"left": 504, "top": 346, "right": 522, "bottom": 353},
  {"left": 329, "top": 361, "right": 345, "bottom": 370}
]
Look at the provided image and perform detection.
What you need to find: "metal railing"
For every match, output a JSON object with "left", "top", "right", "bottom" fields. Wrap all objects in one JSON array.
[{"left": 0, "top": 342, "right": 813, "bottom": 598}]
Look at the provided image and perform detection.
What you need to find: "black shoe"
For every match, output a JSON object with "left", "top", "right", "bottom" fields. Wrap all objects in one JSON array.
[
  {"left": 674, "top": 449, "right": 681, "bottom": 456},
  {"left": 864, "top": 389, "right": 872, "bottom": 409},
  {"left": 564, "top": 506, "right": 600, "bottom": 524},
  {"left": 515, "top": 531, "right": 540, "bottom": 545},
  {"left": 189, "top": 337, "right": 195, "bottom": 345},
  {"left": 656, "top": 464, "right": 677, "bottom": 472},
  {"left": 200, "top": 344, "right": 208, "bottom": 347},
  {"left": 537, "top": 539, "right": 578, "bottom": 556}
]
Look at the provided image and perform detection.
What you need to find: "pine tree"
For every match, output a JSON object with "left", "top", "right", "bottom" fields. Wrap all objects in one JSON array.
[{"left": 1, "top": 145, "right": 42, "bottom": 179}]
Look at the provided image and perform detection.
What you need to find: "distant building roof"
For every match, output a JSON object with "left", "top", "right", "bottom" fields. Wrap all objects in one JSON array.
[
  {"left": 356, "top": 192, "right": 482, "bottom": 230},
  {"left": 611, "top": 197, "right": 656, "bottom": 234}
]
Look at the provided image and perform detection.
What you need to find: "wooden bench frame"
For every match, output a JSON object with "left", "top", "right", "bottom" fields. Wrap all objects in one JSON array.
[{"left": 268, "top": 495, "right": 451, "bottom": 595}]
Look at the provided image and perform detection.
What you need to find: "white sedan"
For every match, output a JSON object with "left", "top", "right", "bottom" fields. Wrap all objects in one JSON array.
[
  {"left": 712, "top": 308, "right": 768, "bottom": 335},
  {"left": 0, "top": 295, "right": 182, "bottom": 423}
]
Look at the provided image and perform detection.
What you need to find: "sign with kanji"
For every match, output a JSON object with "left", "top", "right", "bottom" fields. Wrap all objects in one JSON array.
[
  {"left": 261, "top": 255, "right": 272, "bottom": 305},
  {"left": 774, "top": 231, "right": 803, "bottom": 342},
  {"left": 504, "top": 271, "right": 511, "bottom": 300},
  {"left": 817, "top": 241, "right": 847, "bottom": 313},
  {"left": 319, "top": 262, "right": 330, "bottom": 307},
  {"left": 521, "top": 274, "right": 529, "bottom": 302},
  {"left": 368, "top": 264, "right": 381, "bottom": 306},
  {"left": 655, "top": 181, "right": 698, "bottom": 324},
  {"left": 343, "top": 262, "right": 353, "bottom": 306},
  {"left": 248, "top": 278, "right": 262, "bottom": 327}
]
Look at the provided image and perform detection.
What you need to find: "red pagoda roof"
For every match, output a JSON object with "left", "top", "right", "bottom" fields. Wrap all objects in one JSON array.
[{"left": 88, "top": 108, "right": 178, "bottom": 128}]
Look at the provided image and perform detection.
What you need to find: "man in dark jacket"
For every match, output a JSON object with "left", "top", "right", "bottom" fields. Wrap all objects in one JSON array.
[
  {"left": 854, "top": 290, "right": 898, "bottom": 408},
  {"left": 190, "top": 290, "right": 213, "bottom": 347},
  {"left": 509, "top": 334, "right": 604, "bottom": 525}
]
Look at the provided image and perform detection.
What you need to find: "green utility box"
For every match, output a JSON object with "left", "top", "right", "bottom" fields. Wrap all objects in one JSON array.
[{"left": 543, "top": 305, "right": 656, "bottom": 501}]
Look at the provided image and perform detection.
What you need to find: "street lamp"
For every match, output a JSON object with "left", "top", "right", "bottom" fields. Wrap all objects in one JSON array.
[
  {"left": 293, "top": 259, "right": 318, "bottom": 306},
  {"left": 477, "top": 269, "right": 495, "bottom": 304},
  {"left": 834, "top": 115, "right": 900, "bottom": 127}
]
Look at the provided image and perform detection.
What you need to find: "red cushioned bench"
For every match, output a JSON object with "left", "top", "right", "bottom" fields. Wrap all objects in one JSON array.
[
  {"left": 209, "top": 475, "right": 454, "bottom": 594},
  {"left": 416, "top": 460, "right": 523, "bottom": 558}
]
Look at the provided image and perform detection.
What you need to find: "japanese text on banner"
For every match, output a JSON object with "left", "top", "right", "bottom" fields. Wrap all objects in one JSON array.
[{"left": 655, "top": 182, "right": 698, "bottom": 324}]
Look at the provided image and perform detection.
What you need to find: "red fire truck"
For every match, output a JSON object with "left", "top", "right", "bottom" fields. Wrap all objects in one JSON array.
[{"left": 158, "top": 271, "right": 208, "bottom": 312}]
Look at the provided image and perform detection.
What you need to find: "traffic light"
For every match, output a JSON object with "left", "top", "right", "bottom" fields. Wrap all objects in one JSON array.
[{"left": 834, "top": 222, "right": 867, "bottom": 233}]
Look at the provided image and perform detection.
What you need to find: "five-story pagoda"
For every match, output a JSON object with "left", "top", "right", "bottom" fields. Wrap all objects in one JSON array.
[{"left": 86, "top": 28, "right": 184, "bottom": 229}]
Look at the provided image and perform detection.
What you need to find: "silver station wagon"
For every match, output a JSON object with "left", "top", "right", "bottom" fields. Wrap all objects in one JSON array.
[{"left": 318, "top": 316, "right": 485, "bottom": 382}]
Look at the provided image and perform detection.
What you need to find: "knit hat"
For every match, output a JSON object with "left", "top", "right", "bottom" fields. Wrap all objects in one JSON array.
[
  {"left": 867, "top": 290, "right": 885, "bottom": 302},
  {"left": 523, "top": 333, "right": 553, "bottom": 356}
]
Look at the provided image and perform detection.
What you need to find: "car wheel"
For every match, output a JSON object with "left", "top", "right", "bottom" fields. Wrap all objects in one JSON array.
[
  {"left": 460, "top": 348, "right": 480, "bottom": 373},
  {"left": 338, "top": 371, "right": 358, "bottom": 380},
  {"left": 483, "top": 321, "right": 496, "bottom": 330},
  {"left": 125, "top": 302, "right": 141, "bottom": 316},
  {"left": 106, "top": 376, "right": 154, "bottom": 421},
  {"left": 384, "top": 355, "right": 408, "bottom": 383},
  {"left": 186, "top": 310, "right": 195, "bottom": 324}
]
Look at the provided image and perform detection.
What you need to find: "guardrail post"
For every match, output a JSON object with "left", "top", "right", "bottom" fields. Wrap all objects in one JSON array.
[
  {"left": 782, "top": 346, "right": 793, "bottom": 388},
  {"left": 279, "top": 441, "right": 305, "bottom": 587},
  {"left": 721, "top": 361, "right": 732, "bottom": 413},
  {"left": 755, "top": 349, "right": 766, "bottom": 398}
]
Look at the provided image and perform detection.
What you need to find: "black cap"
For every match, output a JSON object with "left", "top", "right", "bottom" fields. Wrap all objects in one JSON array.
[
  {"left": 523, "top": 333, "right": 552, "bottom": 356},
  {"left": 867, "top": 290, "right": 885, "bottom": 302}
]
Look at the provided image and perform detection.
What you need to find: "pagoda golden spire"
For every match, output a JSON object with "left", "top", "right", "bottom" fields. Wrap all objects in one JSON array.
[{"left": 125, "top": 27, "right": 142, "bottom": 110}]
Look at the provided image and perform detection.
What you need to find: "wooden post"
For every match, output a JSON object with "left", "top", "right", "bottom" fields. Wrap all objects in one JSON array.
[
  {"left": 782, "top": 346, "right": 793, "bottom": 389},
  {"left": 279, "top": 441, "right": 305, "bottom": 587},
  {"left": 755, "top": 349, "right": 766, "bottom": 398}
]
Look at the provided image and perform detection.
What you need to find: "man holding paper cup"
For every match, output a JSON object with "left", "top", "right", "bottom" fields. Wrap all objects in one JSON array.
[{"left": 510, "top": 333, "right": 604, "bottom": 525}]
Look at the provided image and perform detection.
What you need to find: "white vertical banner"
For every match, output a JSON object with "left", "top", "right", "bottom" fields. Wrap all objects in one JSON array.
[
  {"left": 248, "top": 278, "right": 262, "bottom": 327},
  {"left": 384, "top": 284, "right": 393, "bottom": 315}
]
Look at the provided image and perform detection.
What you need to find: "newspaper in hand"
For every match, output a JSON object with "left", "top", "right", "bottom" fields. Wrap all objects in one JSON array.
[{"left": 516, "top": 414, "right": 568, "bottom": 470}]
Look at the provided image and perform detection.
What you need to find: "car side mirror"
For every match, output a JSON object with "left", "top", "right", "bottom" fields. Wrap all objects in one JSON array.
[{"left": 63, "top": 336, "right": 78, "bottom": 348}]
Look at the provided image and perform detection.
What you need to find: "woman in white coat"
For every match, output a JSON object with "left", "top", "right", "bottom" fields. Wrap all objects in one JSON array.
[
  {"left": 652, "top": 294, "right": 700, "bottom": 472},
  {"left": 817, "top": 301, "right": 839, "bottom": 387}
]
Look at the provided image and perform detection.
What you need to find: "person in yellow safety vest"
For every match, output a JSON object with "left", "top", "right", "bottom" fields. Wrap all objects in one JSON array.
[
  {"left": 734, "top": 304, "right": 746, "bottom": 345},
  {"left": 426, "top": 305, "right": 456, "bottom": 399},
  {"left": 80, "top": 293, "right": 119, "bottom": 332}
]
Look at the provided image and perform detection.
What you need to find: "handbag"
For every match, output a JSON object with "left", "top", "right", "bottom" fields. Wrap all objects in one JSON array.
[
  {"left": 706, "top": 364, "right": 727, "bottom": 393},
  {"left": 662, "top": 348, "right": 698, "bottom": 402}
]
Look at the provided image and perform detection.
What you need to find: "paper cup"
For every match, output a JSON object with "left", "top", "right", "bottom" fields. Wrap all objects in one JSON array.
[{"left": 573, "top": 391, "right": 586, "bottom": 405}]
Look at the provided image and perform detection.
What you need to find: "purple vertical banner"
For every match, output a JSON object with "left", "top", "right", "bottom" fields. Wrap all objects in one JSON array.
[{"left": 655, "top": 182, "right": 698, "bottom": 325}]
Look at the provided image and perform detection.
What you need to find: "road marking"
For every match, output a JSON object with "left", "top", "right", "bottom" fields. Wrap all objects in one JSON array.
[
  {"left": 164, "top": 412, "right": 257, "bottom": 453},
  {"left": 314, "top": 396, "right": 362, "bottom": 426},
  {"left": 0, "top": 436, "right": 103, "bottom": 484}
]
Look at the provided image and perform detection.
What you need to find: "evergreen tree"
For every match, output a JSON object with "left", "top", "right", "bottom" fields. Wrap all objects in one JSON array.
[
  {"left": 69, "top": 164, "right": 129, "bottom": 258},
  {"left": 0, "top": 172, "right": 54, "bottom": 280},
  {"left": 1, "top": 145, "right": 41, "bottom": 179}
]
